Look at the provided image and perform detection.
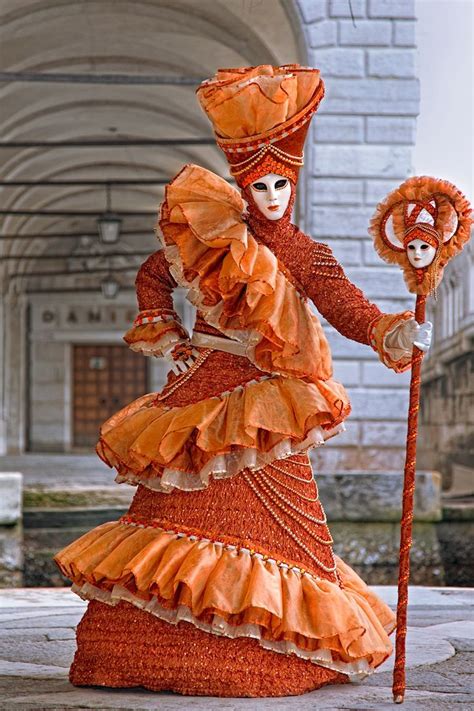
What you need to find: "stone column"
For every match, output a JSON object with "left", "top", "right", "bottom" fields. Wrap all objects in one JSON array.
[
  {"left": 3, "top": 291, "right": 28, "bottom": 454},
  {"left": 0, "top": 294, "right": 6, "bottom": 456}
]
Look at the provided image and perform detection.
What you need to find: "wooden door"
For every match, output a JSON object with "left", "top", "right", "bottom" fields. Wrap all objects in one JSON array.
[{"left": 72, "top": 344, "right": 148, "bottom": 448}]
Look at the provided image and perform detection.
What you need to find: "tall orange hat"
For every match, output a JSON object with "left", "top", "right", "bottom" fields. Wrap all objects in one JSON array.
[{"left": 196, "top": 64, "right": 324, "bottom": 188}]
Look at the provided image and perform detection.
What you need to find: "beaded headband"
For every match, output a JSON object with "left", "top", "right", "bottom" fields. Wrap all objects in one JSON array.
[
  {"left": 218, "top": 88, "right": 323, "bottom": 187},
  {"left": 402, "top": 223, "right": 440, "bottom": 249}
]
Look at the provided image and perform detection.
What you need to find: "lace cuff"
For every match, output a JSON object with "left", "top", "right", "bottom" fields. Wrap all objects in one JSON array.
[
  {"left": 123, "top": 308, "right": 189, "bottom": 357},
  {"left": 367, "top": 311, "right": 414, "bottom": 373}
]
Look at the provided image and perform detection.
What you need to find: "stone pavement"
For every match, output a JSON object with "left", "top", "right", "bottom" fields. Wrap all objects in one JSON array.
[{"left": 0, "top": 587, "right": 472, "bottom": 710}]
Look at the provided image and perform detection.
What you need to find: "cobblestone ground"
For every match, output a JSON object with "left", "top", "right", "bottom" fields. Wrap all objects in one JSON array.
[{"left": 0, "top": 588, "right": 472, "bottom": 710}]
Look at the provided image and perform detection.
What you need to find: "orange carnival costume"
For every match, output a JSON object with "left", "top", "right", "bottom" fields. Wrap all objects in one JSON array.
[{"left": 55, "top": 65, "right": 415, "bottom": 697}]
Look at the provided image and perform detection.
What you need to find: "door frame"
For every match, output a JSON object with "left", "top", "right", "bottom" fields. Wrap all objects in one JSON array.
[
  {"left": 68, "top": 338, "right": 149, "bottom": 453},
  {"left": 66, "top": 334, "right": 124, "bottom": 453}
]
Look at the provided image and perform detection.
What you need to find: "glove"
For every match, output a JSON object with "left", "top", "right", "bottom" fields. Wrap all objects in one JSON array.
[
  {"left": 162, "top": 340, "right": 200, "bottom": 374},
  {"left": 396, "top": 318, "right": 433, "bottom": 353}
]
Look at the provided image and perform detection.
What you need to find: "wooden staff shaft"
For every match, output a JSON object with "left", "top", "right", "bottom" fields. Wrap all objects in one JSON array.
[{"left": 393, "top": 294, "right": 427, "bottom": 704}]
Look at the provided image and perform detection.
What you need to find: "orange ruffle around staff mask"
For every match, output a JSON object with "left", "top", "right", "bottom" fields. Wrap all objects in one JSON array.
[{"left": 196, "top": 65, "right": 325, "bottom": 188}]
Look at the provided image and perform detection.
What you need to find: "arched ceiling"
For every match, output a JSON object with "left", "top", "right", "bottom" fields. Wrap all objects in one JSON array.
[{"left": 0, "top": 0, "right": 305, "bottom": 295}]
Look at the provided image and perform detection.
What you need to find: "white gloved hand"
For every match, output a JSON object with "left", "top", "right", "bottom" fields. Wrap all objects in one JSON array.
[{"left": 397, "top": 318, "right": 433, "bottom": 353}]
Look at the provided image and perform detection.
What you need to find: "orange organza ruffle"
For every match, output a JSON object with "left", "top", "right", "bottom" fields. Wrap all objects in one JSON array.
[
  {"left": 123, "top": 319, "right": 188, "bottom": 357},
  {"left": 159, "top": 164, "right": 334, "bottom": 383},
  {"left": 197, "top": 65, "right": 322, "bottom": 140},
  {"left": 55, "top": 521, "right": 395, "bottom": 676},
  {"left": 368, "top": 311, "right": 414, "bottom": 373},
  {"left": 96, "top": 374, "right": 350, "bottom": 492}
]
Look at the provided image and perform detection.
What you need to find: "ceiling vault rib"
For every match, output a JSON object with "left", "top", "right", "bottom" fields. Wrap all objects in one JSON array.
[
  {"left": 0, "top": 138, "right": 215, "bottom": 148},
  {"left": 0, "top": 231, "right": 153, "bottom": 241},
  {"left": 0, "top": 180, "right": 170, "bottom": 186},
  {"left": 9, "top": 265, "right": 140, "bottom": 279},
  {"left": 2, "top": 251, "right": 153, "bottom": 261},
  {"left": 0, "top": 72, "right": 206, "bottom": 86},
  {"left": 25, "top": 287, "right": 135, "bottom": 294},
  {"left": 0, "top": 210, "right": 155, "bottom": 217}
]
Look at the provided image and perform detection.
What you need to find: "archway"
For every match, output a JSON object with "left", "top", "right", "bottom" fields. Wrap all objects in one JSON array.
[{"left": 0, "top": 0, "right": 308, "bottom": 452}]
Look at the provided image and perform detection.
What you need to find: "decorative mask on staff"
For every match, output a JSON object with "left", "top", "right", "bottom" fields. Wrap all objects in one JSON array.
[
  {"left": 370, "top": 176, "right": 472, "bottom": 296},
  {"left": 369, "top": 175, "right": 472, "bottom": 705}
]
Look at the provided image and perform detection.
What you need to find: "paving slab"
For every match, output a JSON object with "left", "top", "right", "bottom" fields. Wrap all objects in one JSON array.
[
  {"left": 0, "top": 588, "right": 84, "bottom": 609},
  {"left": 3, "top": 684, "right": 473, "bottom": 710},
  {"left": 0, "top": 613, "right": 84, "bottom": 629},
  {"left": 0, "top": 587, "right": 471, "bottom": 710},
  {"left": 371, "top": 585, "right": 474, "bottom": 608}
]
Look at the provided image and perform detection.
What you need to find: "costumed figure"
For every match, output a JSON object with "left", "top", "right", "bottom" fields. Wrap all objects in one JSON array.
[{"left": 55, "top": 65, "right": 440, "bottom": 697}]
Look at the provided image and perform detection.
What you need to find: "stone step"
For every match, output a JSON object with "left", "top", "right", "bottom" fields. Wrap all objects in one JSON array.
[
  {"left": 21, "top": 470, "right": 442, "bottom": 522},
  {"left": 0, "top": 473, "right": 22, "bottom": 525},
  {"left": 23, "top": 507, "right": 127, "bottom": 529},
  {"left": 314, "top": 469, "right": 442, "bottom": 522},
  {"left": 442, "top": 498, "right": 474, "bottom": 521},
  {"left": 23, "top": 485, "right": 132, "bottom": 510}
]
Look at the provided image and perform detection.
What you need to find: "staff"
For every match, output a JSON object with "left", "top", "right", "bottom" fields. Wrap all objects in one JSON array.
[{"left": 369, "top": 176, "right": 472, "bottom": 704}]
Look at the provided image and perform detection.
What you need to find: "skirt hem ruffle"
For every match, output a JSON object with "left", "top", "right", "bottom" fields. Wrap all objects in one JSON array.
[
  {"left": 96, "top": 373, "right": 350, "bottom": 493},
  {"left": 71, "top": 580, "right": 373, "bottom": 678},
  {"left": 55, "top": 520, "right": 396, "bottom": 677}
]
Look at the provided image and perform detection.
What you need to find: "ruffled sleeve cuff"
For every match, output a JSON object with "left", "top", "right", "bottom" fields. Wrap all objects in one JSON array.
[
  {"left": 367, "top": 311, "right": 414, "bottom": 373},
  {"left": 123, "top": 309, "right": 189, "bottom": 358}
]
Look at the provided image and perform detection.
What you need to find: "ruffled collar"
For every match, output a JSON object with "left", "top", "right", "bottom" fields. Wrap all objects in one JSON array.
[{"left": 159, "top": 164, "right": 333, "bottom": 383}]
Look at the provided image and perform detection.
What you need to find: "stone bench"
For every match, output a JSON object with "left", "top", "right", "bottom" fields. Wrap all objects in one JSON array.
[{"left": 0, "top": 472, "right": 23, "bottom": 587}]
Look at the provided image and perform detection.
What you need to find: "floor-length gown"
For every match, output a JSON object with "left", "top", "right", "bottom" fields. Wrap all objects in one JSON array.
[{"left": 55, "top": 163, "right": 413, "bottom": 697}]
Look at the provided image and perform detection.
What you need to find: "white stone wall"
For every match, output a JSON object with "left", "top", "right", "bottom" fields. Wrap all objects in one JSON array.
[
  {"left": 296, "top": 0, "right": 419, "bottom": 470},
  {"left": 29, "top": 340, "right": 70, "bottom": 452}
]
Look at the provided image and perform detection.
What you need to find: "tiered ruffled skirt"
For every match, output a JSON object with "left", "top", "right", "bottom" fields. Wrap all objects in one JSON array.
[{"left": 55, "top": 355, "right": 395, "bottom": 696}]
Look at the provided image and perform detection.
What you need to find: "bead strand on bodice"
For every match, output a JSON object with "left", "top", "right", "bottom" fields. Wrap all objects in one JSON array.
[
  {"left": 154, "top": 349, "right": 212, "bottom": 403},
  {"left": 254, "top": 471, "right": 327, "bottom": 525},
  {"left": 262, "top": 469, "right": 319, "bottom": 502},
  {"left": 269, "top": 460, "right": 314, "bottom": 483},
  {"left": 243, "top": 472, "right": 337, "bottom": 575}
]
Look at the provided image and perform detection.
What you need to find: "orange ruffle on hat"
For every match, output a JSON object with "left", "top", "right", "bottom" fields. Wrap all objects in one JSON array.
[
  {"left": 197, "top": 65, "right": 324, "bottom": 187},
  {"left": 55, "top": 520, "right": 395, "bottom": 677}
]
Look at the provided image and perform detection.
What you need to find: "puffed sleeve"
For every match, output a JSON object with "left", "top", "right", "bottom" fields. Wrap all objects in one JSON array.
[
  {"left": 123, "top": 250, "right": 189, "bottom": 357},
  {"left": 291, "top": 235, "right": 414, "bottom": 373}
]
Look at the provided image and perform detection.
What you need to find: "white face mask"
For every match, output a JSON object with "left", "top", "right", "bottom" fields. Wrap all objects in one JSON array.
[
  {"left": 406, "top": 238, "right": 437, "bottom": 268},
  {"left": 249, "top": 173, "right": 292, "bottom": 221}
]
